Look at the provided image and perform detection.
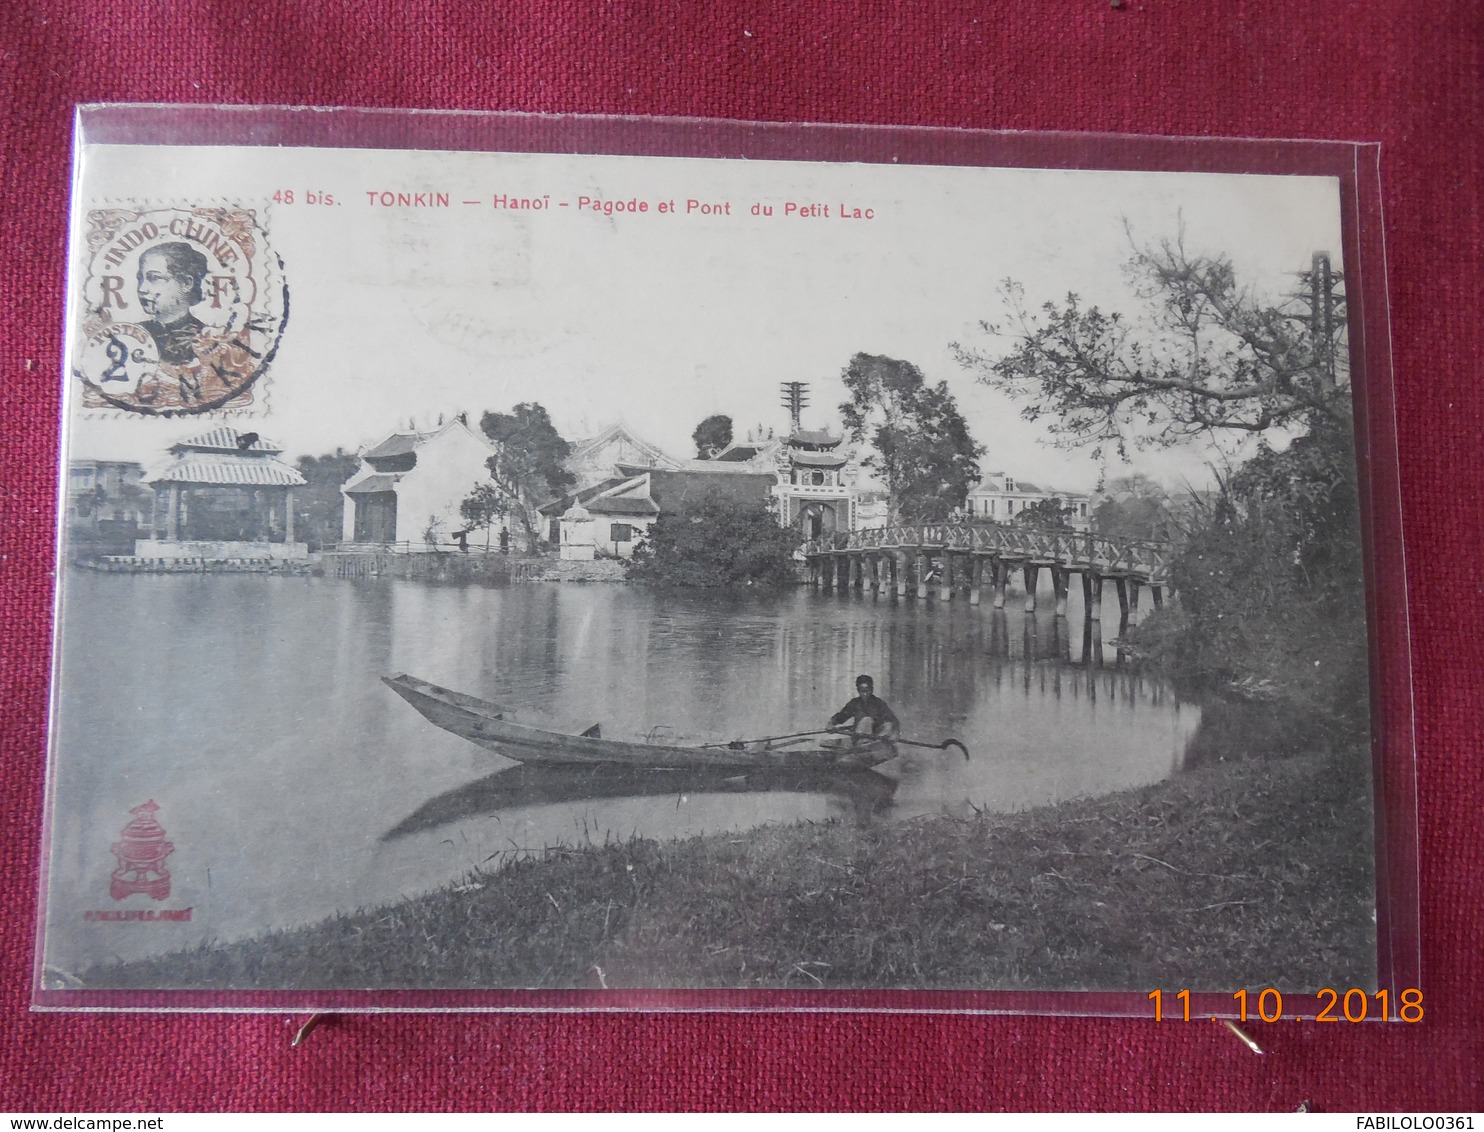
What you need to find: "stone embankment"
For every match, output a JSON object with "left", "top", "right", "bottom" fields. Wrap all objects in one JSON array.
[
  {"left": 81, "top": 556, "right": 312, "bottom": 575},
  {"left": 319, "top": 550, "right": 629, "bottom": 584},
  {"left": 82, "top": 548, "right": 633, "bottom": 584},
  {"left": 519, "top": 558, "right": 629, "bottom": 583}
]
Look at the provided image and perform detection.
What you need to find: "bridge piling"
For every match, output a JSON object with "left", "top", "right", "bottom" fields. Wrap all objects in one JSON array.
[{"left": 804, "top": 526, "right": 1170, "bottom": 621}]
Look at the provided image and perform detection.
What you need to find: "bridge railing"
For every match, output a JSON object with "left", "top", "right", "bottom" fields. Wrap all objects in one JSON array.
[{"left": 805, "top": 523, "right": 1170, "bottom": 581}]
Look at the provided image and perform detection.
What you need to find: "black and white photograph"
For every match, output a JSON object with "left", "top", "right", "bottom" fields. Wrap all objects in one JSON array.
[{"left": 37, "top": 111, "right": 1402, "bottom": 1010}]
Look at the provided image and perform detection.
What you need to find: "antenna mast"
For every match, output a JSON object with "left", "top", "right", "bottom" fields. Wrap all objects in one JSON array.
[{"left": 780, "top": 382, "right": 809, "bottom": 431}]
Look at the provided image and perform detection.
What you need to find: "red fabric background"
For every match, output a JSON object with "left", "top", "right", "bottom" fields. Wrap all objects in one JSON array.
[{"left": 1, "top": 0, "right": 1479, "bottom": 1112}]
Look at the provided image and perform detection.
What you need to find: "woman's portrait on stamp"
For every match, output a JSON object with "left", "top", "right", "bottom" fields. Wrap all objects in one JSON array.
[{"left": 73, "top": 205, "right": 285, "bottom": 416}]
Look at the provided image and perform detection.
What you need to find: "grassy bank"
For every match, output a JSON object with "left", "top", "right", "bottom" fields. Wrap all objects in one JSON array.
[{"left": 82, "top": 750, "right": 1375, "bottom": 993}]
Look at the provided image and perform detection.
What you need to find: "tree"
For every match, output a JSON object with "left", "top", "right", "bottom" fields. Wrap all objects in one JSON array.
[
  {"left": 459, "top": 482, "right": 511, "bottom": 548},
  {"left": 1014, "top": 496, "right": 1072, "bottom": 528},
  {"left": 954, "top": 240, "right": 1348, "bottom": 460},
  {"left": 1091, "top": 473, "right": 1173, "bottom": 542},
  {"left": 838, "top": 353, "right": 983, "bottom": 523},
  {"left": 477, "top": 403, "right": 575, "bottom": 547},
  {"left": 626, "top": 500, "right": 800, "bottom": 587},
  {"left": 692, "top": 414, "right": 733, "bottom": 458},
  {"left": 294, "top": 448, "right": 361, "bottom": 551},
  {"left": 1162, "top": 419, "right": 1365, "bottom": 740}
]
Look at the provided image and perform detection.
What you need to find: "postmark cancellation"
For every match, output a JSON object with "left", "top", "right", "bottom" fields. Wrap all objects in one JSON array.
[{"left": 72, "top": 205, "right": 287, "bottom": 416}]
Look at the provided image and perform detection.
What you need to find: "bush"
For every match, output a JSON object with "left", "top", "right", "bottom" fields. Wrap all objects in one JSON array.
[
  {"left": 1133, "top": 424, "right": 1371, "bottom": 766},
  {"left": 625, "top": 501, "right": 800, "bottom": 587}
]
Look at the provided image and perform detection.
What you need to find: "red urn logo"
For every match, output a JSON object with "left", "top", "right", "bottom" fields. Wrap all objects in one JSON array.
[{"left": 110, "top": 800, "right": 174, "bottom": 901}]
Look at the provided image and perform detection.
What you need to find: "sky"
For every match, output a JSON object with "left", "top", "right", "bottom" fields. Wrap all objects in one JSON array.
[{"left": 66, "top": 139, "right": 1345, "bottom": 494}]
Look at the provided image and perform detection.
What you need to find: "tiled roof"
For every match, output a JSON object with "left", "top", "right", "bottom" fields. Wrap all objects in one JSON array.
[
  {"left": 570, "top": 422, "right": 678, "bottom": 465},
  {"left": 363, "top": 431, "right": 433, "bottom": 458},
  {"left": 789, "top": 450, "right": 848, "bottom": 468},
  {"left": 586, "top": 495, "right": 660, "bottom": 515},
  {"left": 343, "top": 474, "right": 401, "bottom": 495},
  {"left": 538, "top": 478, "right": 628, "bottom": 515},
  {"left": 973, "top": 478, "right": 1091, "bottom": 500},
  {"left": 788, "top": 428, "right": 842, "bottom": 448},
  {"left": 713, "top": 445, "right": 764, "bottom": 462},
  {"left": 648, "top": 470, "right": 774, "bottom": 515},
  {"left": 149, "top": 457, "right": 305, "bottom": 486},
  {"left": 563, "top": 469, "right": 773, "bottom": 519},
  {"left": 169, "top": 427, "right": 284, "bottom": 454}
]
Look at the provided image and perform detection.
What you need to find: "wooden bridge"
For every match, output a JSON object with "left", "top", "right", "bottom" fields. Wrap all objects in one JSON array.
[{"left": 802, "top": 523, "right": 1172, "bottom": 624}]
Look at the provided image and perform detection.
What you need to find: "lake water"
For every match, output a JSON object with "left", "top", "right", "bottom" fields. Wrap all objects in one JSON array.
[{"left": 41, "top": 571, "right": 1200, "bottom": 974}]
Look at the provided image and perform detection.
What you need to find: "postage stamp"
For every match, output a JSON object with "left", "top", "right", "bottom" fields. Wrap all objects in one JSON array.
[{"left": 72, "top": 205, "right": 287, "bottom": 415}]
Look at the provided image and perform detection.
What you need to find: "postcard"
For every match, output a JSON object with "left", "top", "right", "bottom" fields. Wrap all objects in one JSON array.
[{"left": 36, "top": 108, "right": 1416, "bottom": 1015}]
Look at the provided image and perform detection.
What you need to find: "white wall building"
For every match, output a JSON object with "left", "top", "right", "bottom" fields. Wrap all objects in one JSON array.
[
  {"left": 340, "top": 418, "right": 498, "bottom": 548},
  {"left": 967, "top": 472, "right": 1092, "bottom": 530}
]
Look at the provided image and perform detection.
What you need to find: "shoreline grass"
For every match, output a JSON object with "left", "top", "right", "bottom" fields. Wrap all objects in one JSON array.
[{"left": 80, "top": 748, "right": 1375, "bottom": 994}]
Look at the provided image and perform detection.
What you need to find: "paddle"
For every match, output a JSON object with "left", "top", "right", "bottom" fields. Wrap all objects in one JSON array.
[
  {"left": 824, "top": 725, "right": 970, "bottom": 760},
  {"left": 894, "top": 736, "right": 971, "bottom": 761},
  {"left": 702, "top": 728, "right": 970, "bottom": 760},
  {"left": 699, "top": 728, "right": 840, "bottom": 750}
]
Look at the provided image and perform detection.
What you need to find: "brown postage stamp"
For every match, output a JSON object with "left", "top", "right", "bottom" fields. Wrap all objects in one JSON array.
[{"left": 72, "top": 205, "right": 287, "bottom": 415}]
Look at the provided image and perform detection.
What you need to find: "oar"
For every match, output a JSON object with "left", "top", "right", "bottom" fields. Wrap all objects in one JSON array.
[
  {"left": 698, "top": 728, "right": 840, "bottom": 750},
  {"left": 893, "top": 736, "right": 971, "bottom": 761},
  {"left": 701, "top": 729, "right": 969, "bottom": 760}
]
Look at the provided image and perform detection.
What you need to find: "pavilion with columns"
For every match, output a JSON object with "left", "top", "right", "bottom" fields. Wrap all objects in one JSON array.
[{"left": 135, "top": 427, "right": 308, "bottom": 560}]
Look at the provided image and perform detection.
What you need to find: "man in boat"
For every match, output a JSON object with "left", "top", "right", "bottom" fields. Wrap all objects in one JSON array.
[{"left": 828, "top": 675, "right": 900, "bottom": 742}]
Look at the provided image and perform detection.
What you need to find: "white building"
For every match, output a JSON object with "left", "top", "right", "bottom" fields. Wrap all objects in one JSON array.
[
  {"left": 555, "top": 466, "right": 775, "bottom": 560},
  {"left": 967, "top": 472, "right": 1092, "bottom": 530},
  {"left": 340, "top": 418, "right": 497, "bottom": 548}
]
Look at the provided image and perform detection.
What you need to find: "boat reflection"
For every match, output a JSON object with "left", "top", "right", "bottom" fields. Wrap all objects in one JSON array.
[{"left": 383, "top": 762, "right": 899, "bottom": 840}]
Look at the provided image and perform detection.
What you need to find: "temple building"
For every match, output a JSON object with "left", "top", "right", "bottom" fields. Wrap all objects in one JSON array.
[
  {"left": 137, "top": 427, "right": 308, "bottom": 560},
  {"left": 340, "top": 417, "right": 496, "bottom": 548},
  {"left": 770, "top": 427, "right": 858, "bottom": 540},
  {"left": 565, "top": 421, "right": 680, "bottom": 490}
]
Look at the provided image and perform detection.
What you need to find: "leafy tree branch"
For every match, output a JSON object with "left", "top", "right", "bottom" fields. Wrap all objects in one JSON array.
[{"left": 953, "top": 239, "right": 1348, "bottom": 460}]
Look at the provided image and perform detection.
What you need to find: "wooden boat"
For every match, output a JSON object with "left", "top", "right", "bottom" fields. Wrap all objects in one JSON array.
[{"left": 383, "top": 673, "right": 900, "bottom": 771}]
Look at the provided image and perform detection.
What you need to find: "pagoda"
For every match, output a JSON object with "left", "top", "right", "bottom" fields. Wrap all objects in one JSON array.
[{"left": 770, "top": 382, "right": 859, "bottom": 540}]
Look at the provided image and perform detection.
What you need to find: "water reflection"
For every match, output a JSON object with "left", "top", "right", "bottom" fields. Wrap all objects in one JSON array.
[
  {"left": 384, "top": 764, "right": 898, "bottom": 840},
  {"left": 45, "top": 572, "right": 1199, "bottom": 972}
]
